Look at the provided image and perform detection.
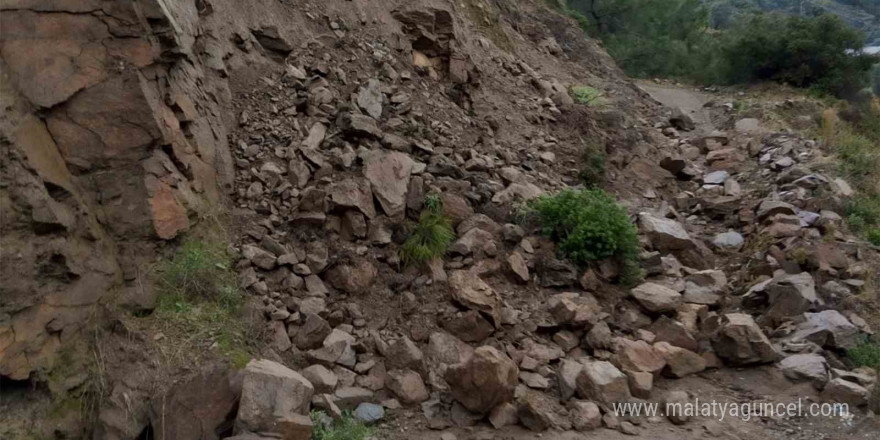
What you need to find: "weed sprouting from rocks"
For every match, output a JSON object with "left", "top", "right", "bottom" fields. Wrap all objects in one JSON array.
[
  {"left": 400, "top": 197, "right": 455, "bottom": 266},
  {"left": 570, "top": 85, "right": 606, "bottom": 107},
  {"left": 310, "top": 410, "right": 372, "bottom": 440}
]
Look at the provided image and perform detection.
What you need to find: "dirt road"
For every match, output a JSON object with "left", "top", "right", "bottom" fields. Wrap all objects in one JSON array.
[{"left": 638, "top": 81, "right": 715, "bottom": 135}]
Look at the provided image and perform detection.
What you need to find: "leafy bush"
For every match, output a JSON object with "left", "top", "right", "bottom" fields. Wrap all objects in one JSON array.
[
  {"left": 579, "top": 142, "right": 606, "bottom": 187},
  {"left": 527, "top": 189, "right": 642, "bottom": 284},
  {"left": 848, "top": 336, "right": 880, "bottom": 369},
  {"left": 867, "top": 228, "right": 880, "bottom": 246},
  {"left": 570, "top": 86, "right": 606, "bottom": 106},
  {"left": 311, "top": 411, "right": 372, "bottom": 440},
  {"left": 400, "top": 197, "right": 455, "bottom": 265}
]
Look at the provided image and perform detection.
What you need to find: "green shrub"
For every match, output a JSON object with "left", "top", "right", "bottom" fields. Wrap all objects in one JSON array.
[
  {"left": 400, "top": 198, "right": 455, "bottom": 266},
  {"left": 527, "top": 189, "right": 642, "bottom": 284},
  {"left": 848, "top": 336, "right": 880, "bottom": 369},
  {"left": 311, "top": 411, "right": 372, "bottom": 440},
  {"left": 570, "top": 86, "right": 606, "bottom": 107},
  {"left": 867, "top": 228, "right": 880, "bottom": 246},
  {"left": 579, "top": 142, "right": 606, "bottom": 187}
]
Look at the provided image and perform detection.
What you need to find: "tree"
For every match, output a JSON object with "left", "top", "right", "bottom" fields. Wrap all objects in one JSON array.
[{"left": 720, "top": 13, "right": 877, "bottom": 96}]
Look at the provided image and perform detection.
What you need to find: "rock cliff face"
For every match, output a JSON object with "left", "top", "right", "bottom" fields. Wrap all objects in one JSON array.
[{"left": 0, "top": 0, "right": 238, "bottom": 381}]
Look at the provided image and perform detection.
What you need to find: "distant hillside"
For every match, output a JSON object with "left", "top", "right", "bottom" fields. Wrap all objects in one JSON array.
[{"left": 708, "top": 0, "right": 880, "bottom": 46}]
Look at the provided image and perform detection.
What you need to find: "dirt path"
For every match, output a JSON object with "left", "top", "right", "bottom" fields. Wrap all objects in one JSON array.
[{"left": 638, "top": 81, "right": 715, "bottom": 136}]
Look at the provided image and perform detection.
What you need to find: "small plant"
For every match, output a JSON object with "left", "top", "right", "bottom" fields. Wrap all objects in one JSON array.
[
  {"left": 848, "top": 336, "right": 880, "bottom": 369},
  {"left": 579, "top": 142, "right": 606, "bottom": 187},
  {"left": 311, "top": 411, "right": 373, "bottom": 440},
  {"left": 570, "top": 86, "right": 606, "bottom": 107},
  {"left": 400, "top": 196, "right": 455, "bottom": 266},
  {"left": 423, "top": 193, "right": 443, "bottom": 213},
  {"left": 790, "top": 247, "right": 809, "bottom": 265},
  {"left": 526, "top": 189, "right": 642, "bottom": 285}
]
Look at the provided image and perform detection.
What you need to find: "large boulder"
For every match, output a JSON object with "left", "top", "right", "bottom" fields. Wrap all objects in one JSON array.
[
  {"left": 638, "top": 213, "right": 694, "bottom": 251},
  {"left": 763, "top": 272, "right": 821, "bottom": 325},
  {"left": 711, "top": 313, "right": 780, "bottom": 365},
  {"left": 235, "top": 360, "right": 314, "bottom": 438},
  {"left": 364, "top": 151, "right": 414, "bottom": 217},
  {"left": 324, "top": 259, "right": 377, "bottom": 294},
  {"left": 653, "top": 342, "right": 705, "bottom": 378},
  {"left": 778, "top": 354, "right": 829, "bottom": 388},
  {"left": 385, "top": 369, "right": 430, "bottom": 404},
  {"left": 448, "top": 270, "right": 502, "bottom": 327},
  {"left": 575, "top": 361, "right": 631, "bottom": 405},
  {"left": 821, "top": 378, "right": 869, "bottom": 407},
  {"left": 783, "top": 310, "right": 860, "bottom": 350},
  {"left": 445, "top": 346, "right": 518, "bottom": 414},
  {"left": 614, "top": 338, "right": 666, "bottom": 374},
  {"left": 149, "top": 368, "right": 239, "bottom": 440},
  {"left": 630, "top": 282, "right": 682, "bottom": 313},
  {"left": 327, "top": 178, "right": 376, "bottom": 219}
]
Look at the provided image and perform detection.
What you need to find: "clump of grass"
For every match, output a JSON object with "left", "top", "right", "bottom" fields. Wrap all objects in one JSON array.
[
  {"left": 570, "top": 85, "right": 606, "bottom": 107},
  {"left": 579, "top": 141, "right": 606, "bottom": 187},
  {"left": 526, "top": 189, "right": 642, "bottom": 285},
  {"left": 400, "top": 198, "right": 455, "bottom": 266},
  {"left": 848, "top": 336, "right": 880, "bottom": 369},
  {"left": 152, "top": 240, "right": 251, "bottom": 368},
  {"left": 311, "top": 411, "right": 373, "bottom": 440}
]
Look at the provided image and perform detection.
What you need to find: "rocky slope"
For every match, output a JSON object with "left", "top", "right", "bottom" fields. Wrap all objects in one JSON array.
[{"left": 1, "top": 0, "right": 878, "bottom": 439}]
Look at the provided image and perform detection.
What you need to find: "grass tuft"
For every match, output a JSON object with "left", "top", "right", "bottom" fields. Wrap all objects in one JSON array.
[
  {"left": 570, "top": 86, "right": 606, "bottom": 107},
  {"left": 151, "top": 240, "right": 252, "bottom": 368},
  {"left": 400, "top": 207, "right": 455, "bottom": 266},
  {"left": 311, "top": 411, "right": 373, "bottom": 440},
  {"left": 848, "top": 336, "right": 880, "bottom": 369}
]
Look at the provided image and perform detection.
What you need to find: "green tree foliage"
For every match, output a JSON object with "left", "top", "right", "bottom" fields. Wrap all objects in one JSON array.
[
  {"left": 720, "top": 13, "right": 875, "bottom": 96},
  {"left": 567, "top": 0, "right": 720, "bottom": 80},
  {"left": 559, "top": 1, "right": 878, "bottom": 96}
]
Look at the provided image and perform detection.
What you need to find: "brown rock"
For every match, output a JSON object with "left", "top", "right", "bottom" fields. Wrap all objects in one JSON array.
[
  {"left": 386, "top": 369, "right": 429, "bottom": 404},
  {"left": 614, "top": 338, "right": 665, "bottom": 374},
  {"left": 448, "top": 270, "right": 502, "bottom": 327},
  {"left": 711, "top": 313, "right": 780, "bottom": 365},
  {"left": 445, "top": 346, "right": 518, "bottom": 414},
  {"left": 653, "top": 342, "right": 706, "bottom": 378}
]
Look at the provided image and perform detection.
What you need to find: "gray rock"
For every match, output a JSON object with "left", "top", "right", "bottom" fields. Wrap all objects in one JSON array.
[
  {"left": 353, "top": 402, "right": 385, "bottom": 424},
  {"left": 703, "top": 171, "right": 729, "bottom": 185},
  {"left": 638, "top": 213, "right": 694, "bottom": 251},
  {"left": 357, "top": 79, "right": 383, "bottom": 119},
  {"left": 712, "top": 231, "right": 744, "bottom": 250},
  {"left": 778, "top": 354, "right": 829, "bottom": 388},
  {"left": 784, "top": 310, "right": 860, "bottom": 349}
]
